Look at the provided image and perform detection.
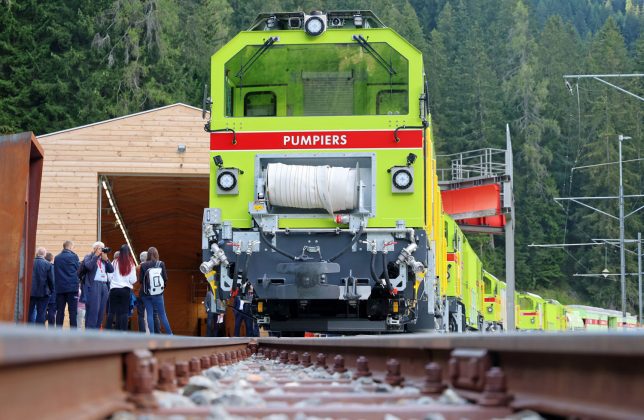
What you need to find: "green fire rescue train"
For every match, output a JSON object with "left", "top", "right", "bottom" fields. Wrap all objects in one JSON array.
[{"left": 199, "top": 10, "right": 639, "bottom": 333}]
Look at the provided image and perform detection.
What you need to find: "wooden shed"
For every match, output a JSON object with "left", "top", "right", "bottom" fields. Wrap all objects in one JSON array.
[{"left": 36, "top": 103, "right": 211, "bottom": 335}]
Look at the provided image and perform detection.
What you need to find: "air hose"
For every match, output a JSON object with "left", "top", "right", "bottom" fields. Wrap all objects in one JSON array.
[
  {"left": 259, "top": 229, "right": 298, "bottom": 261},
  {"left": 328, "top": 227, "right": 365, "bottom": 262},
  {"left": 370, "top": 252, "right": 379, "bottom": 285},
  {"left": 232, "top": 253, "right": 241, "bottom": 291},
  {"left": 241, "top": 250, "right": 252, "bottom": 285},
  {"left": 382, "top": 252, "right": 393, "bottom": 292}
]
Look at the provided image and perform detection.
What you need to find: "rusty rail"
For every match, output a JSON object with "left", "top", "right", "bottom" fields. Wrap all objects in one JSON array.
[{"left": 1, "top": 325, "right": 643, "bottom": 419}]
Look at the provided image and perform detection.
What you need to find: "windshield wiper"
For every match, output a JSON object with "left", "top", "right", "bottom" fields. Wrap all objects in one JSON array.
[
  {"left": 236, "top": 36, "right": 278, "bottom": 79},
  {"left": 352, "top": 34, "right": 396, "bottom": 76}
]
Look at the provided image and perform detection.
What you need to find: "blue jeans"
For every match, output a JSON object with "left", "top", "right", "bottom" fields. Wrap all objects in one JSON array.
[
  {"left": 29, "top": 296, "right": 49, "bottom": 324},
  {"left": 234, "top": 306, "right": 255, "bottom": 337},
  {"left": 136, "top": 297, "right": 160, "bottom": 333},
  {"left": 84, "top": 280, "right": 109, "bottom": 329},
  {"left": 142, "top": 295, "right": 172, "bottom": 334}
]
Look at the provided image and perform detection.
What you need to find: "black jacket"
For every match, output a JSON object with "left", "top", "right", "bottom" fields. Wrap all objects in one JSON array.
[
  {"left": 31, "top": 257, "right": 54, "bottom": 298},
  {"left": 54, "top": 249, "right": 80, "bottom": 294}
]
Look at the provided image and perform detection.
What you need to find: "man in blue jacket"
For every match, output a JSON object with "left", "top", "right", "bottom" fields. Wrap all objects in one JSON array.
[
  {"left": 28, "top": 247, "right": 54, "bottom": 324},
  {"left": 81, "top": 241, "right": 114, "bottom": 329},
  {"left": 54, "top": 240, "right": 81, "bottom": 328}
]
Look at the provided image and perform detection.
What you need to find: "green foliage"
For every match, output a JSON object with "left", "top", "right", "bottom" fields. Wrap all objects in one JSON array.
[{"left": 0, "top": 0, "right": 642, "bottom": 313}]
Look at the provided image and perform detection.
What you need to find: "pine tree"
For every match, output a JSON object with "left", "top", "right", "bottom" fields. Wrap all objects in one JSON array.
[{"left": 503, "top": 0, "right": 564, "bottom": 291}]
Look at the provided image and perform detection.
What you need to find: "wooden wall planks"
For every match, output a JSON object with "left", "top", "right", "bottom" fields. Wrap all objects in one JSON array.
[
  {"left": 36, "top": 104, "right": 210, "bottom": 254},
  {"left": 35, "top": 104, "right": 212, "bottom": 335}
]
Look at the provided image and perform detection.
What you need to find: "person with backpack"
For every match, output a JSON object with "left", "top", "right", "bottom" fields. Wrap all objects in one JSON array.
[
  {"left": 134, "top": 251, "right": 161, "bottom": 333},
  {"left": 139, "top": 247, "right": 172, "bottom": 334},
  {"left": 108, "top": 245, "right": 137, "bottom": 331}
]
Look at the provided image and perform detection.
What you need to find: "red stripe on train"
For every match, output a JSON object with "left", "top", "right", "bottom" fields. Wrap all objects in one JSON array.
[
  {"left": 484, "top": 297, "right": 496, "bottom": 303},
  {"left": 209, "top": 129, "right": 423, "bottom": 150},
  {"left": 521, "top": 312, "right": 537, "bottom": 316},
  {"left": 446, "top": 253, "right": 457, "bottom": 262}
]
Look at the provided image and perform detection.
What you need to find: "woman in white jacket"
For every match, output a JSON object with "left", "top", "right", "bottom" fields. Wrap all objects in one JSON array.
[{"left": 109, "top": 245, "right": 137, "bottom": 330}]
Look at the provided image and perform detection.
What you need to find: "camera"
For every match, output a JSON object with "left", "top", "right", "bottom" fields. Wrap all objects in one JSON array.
[{"left": 102, "top": 247, "right": 112, "bottom": 254}]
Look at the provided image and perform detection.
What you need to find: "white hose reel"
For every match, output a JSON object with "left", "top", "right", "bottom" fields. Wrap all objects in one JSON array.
[{"left": 265, "top": 163, "right": 358, "bottom": 214}]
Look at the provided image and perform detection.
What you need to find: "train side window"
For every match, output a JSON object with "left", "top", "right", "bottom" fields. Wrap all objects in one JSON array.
[
  {"left": 444, "top": 222, "right": 449, "bottom": 244},
  {"left": 244, "top": 91, "right": 276, "bottom": 117},
  {"left": 484, "top": 277, "right": 492, "bottom": 294},
  {"left": 518, "top": 297, "right": 533, "bottom": 310},
  {"left": 376, "top": 90, "right": 408, "bottom": 115}
]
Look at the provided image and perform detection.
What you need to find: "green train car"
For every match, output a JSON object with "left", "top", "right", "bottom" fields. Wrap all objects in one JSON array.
[
  {"left": 565, "top": 306, "right": 608, "bottom": 331},
  {"left": 543, "top": 299, "right": 566, "bottom": 331},
  {"left": 482, "top": 270, "right": 505, "bottom": 331},
  {"left": 516, "top": 292, "right": 545, "bottom": 331},
  {"left": 441, "top": 214, "right": 484, "bottom": 332}
]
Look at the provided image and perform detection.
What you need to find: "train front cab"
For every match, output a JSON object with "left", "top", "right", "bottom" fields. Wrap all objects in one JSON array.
[
  {"left": 543, "top": 299, "right": 566, "bottom": 331},
  {"left": 516, "top": 292, "right": 545, "bottom": 331},
  {"left": 482, "top": 270, "right": 505, "bottom": 331},
  {"left": 203, "top": 11, "right": 440, "bottom": 334},
  {"left": 461, "top": 238, "right": 483, "bottom": 331}
]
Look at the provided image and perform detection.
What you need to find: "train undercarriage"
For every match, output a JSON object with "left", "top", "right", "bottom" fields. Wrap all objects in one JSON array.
[{"left": 201, "top": 214, "right": 436, "bottom": 334}]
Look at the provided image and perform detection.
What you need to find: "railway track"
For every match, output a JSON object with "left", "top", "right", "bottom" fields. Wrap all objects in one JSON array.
[{"left": 1, "top": 325, "right": 643, "bottom": 419}]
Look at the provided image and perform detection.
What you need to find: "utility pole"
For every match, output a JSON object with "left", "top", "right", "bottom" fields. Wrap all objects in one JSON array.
[
  {"left": 618, "top": 134, "right": 630, "bottom": 318},
  {"left": 504, "top": 124, "right": 515, "bottom": 331},
  {"left": 639, "top": 232, "right": 642, "bottom": 325}
]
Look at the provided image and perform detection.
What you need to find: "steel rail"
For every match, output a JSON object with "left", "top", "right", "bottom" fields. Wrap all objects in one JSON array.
[{"left": 1, "top": 325, "right": 644, "bottom": 419}]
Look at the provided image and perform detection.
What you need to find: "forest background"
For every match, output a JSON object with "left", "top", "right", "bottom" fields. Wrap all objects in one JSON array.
[{"left": 1, "top": 0, "right": 642, "bottom": 312}]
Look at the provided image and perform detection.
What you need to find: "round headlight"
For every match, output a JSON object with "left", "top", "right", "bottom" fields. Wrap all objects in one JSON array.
[
  {"left": 305, "top": 16, "right": 325, "bottom": 36},
  {"left": 392, "top": 168, "right": 413, "bottom": 190},
  {"left": 487, "top": 306, "right": 493, "bottom": 313},
  {"left": 217, "top": 171, "right": 237, "bottom": 191},
  {"left": 530, "top": 317, "right": 536, "bottom": 324}
]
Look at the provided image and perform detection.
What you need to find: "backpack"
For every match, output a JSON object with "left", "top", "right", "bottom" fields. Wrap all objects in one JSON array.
[{"left": 144, "top": 261, "right": 165, "bottom": 295}]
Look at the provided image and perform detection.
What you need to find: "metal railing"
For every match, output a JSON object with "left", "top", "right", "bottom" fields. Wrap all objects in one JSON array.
[{"left": 437, "top": 148, "right": 507, "bottom": 182}]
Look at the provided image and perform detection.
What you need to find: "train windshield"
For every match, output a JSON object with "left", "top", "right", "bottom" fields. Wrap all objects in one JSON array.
[{"left": 224, "top": 42, "right": 409, "bottom": 117}]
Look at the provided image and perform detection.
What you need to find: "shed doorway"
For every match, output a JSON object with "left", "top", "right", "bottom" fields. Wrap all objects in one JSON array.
[{"left": 99, "top": 174, "right": 209, "bottom": 335}]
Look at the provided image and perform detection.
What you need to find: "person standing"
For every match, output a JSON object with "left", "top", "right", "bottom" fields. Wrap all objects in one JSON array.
[
  {"left": 28, "top": 247, "right": 54, "bottom": 324},
  {"left": 134, "top": 251, "right": 160, "bottom": 333},
  {"left": 54, "top": 240, "right": 80, "bottom": 328},
  {"left": 204, "top": 287, "right": 221, "bottom": 337},
  {"left": 139, "top": 247, "right": 172, "bottom": 334},
  {"left": 234, "top": 282, "right": 257, "bottom": 337},
  {"left": 105, "top": 250, "right": 120, "bottom": 330},
  {"left": 82, "top": 241, "right": 114, "bottom": 329},
  {"left": 44, "top": 252, "right": 56, "bottom": 326},
  {"left": 109, "top": 245, "right": 137, "bottom": 331}
]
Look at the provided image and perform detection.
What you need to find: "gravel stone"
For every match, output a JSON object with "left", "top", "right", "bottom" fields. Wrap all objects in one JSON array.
[
  {"left": 204, "top": 366, "right": 226, "bottom": 381},
  {"left": 153, "top": 390, "right": 195, "bottom": 409},
  {"left": 437, "top": 388, "right": 468, "bottom": 405},
  {"left": 190, "top": 389, "right": 219, "bottom": 406},
  {"left": 182, "top": 375, "right": 215, "bottom": 396}
]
